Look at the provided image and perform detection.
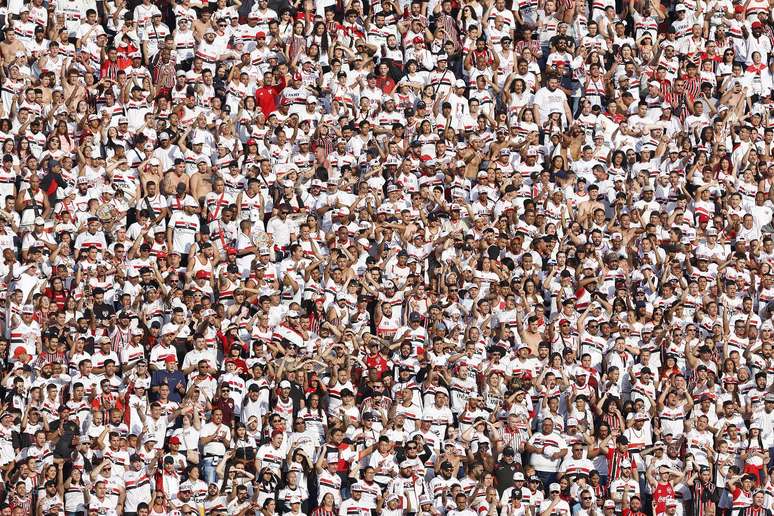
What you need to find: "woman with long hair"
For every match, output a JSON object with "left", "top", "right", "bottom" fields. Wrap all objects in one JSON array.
[
  {"left": 742, "top": 425, "right": 769, "bottom": 485},
  {"left": 63, "top": 466, "right": 89, "bottom": 516},
  {"left": 36, "top": 463, "right": 59, "bottom": 501},
  {"left": 595, "top": 392, "right": 624, "bottom": 433},
  {"left": 254, "top": 466, "right": 279, "bottom": 507},
  {"left": 298, "top": 392, "right": 328, "bottom": 445},
  {"left": 312, "top": 492, "right": 336, "bottom": 516},
  {"left": 232, "top": 422, "right": 258, "bottom": 463}
]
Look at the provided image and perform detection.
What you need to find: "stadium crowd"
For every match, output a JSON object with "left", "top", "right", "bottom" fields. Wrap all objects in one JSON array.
[{"left": 0, "top": 0, "right": 773, "bottom": 513}]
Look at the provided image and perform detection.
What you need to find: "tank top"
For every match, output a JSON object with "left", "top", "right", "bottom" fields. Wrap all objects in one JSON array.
[
  {"left": 190, "top": 255, "right": 213, "bottom": 277},
  {"left": 239, "top": 192, "right": 262, "bottom": 222},
  {"left": 653, "top": 481, "right": 675, "bottom": 513},
  {"left": 219, "top": 278, "right": 236, "bottom": 306},
  {"left": 733, "top": 487, "right": 753, "bottom": 511},
  {"left": 275, "top": 397, "right": 294, "bottom": 425},
  {"left": 377, "top": 311, "right": 401, "bottom": 339},
  {"left": 20, "top": 188, "right": 46, "bottom": 225}
]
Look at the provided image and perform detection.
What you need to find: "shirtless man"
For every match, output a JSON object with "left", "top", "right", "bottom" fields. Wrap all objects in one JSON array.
[
  {"left": 517, "top": 315, "right": 543, "bottom": 354},
  {"left": 0, "top": 30, "right": 26, "bottom": 64},
  {"left": 190, "top": 168, "right": 213, "bottom": 203},
  {"left": 139, "top": 158, "right": 164, "bottom": 194},
  {"left": 192, "top": 9, "right": 214, "bottom": 41},
  {"left": 162, "top": 160, "right": 190, "bottom": 196},
  {"left": 459, "top": 136, "right": 484, "bottom": 180},
  {"left": 576, "top": 184, "right": 604, "bottom": 228},
  {"left": 62, "top": 68, "right": 88, "bottom": 109}
]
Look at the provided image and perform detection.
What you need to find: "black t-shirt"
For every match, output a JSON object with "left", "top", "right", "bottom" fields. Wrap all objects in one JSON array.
[
  {"left": 495, "top": 461, "right": 519, "bottom": 495},
  {"left": 87, "top": 302, "right": 115, "bottom": 321}
]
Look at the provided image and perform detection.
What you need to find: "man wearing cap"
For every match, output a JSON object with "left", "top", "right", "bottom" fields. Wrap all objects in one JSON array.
[
  {"left": 151, "top": 349, "right": 187, "bottom": 404},
  {"left": 427, "top": 51, "right": 455, "bottom": 97},
  {"left": 9, "top": 303, "right": 41, "bottom": 363},
  {"left": 427, "top": 460, "right": 460, "bottom": 505},
  {"left": 539, "top": 482, "right": 571, "bottom": 515},
  {"left": 148, "top": 325, "right": 179, "bottom": 370},
  {"left": 745, "top": 20, "right": 771, "bottom": 65},
  {"left": 168, "top": 478, "right": 199, "bottom": 512},
  {"left": 494, "top": 446, "right": 521, "bottom": 495},
  {"left": 338, "top": 483, "right": 371, "bottom": 516},
  {"left": 609, "top": 459, "right": 640, "bottom": 511},
  {"left": 270, "top": 378, "right": 301, "bottom": 429},
  {"left": 386, "top": 458, "right": 430, "bottom": 514},
  {"left": 166, "top": 196, "right": 200, "bottom": 258},
  {"left": 119, "top": 325, "right": 146, "bottom": 371},
  {"left": 277, "top": 494, "right": 302, "bottom": 516}
]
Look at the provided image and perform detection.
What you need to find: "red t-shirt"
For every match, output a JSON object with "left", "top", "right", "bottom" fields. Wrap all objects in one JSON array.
[
  {"left": 255, "top": 85, "right": 281, "bottom": 117},
  {"left": 652, "top": 482, "right": 675, "bottom": 514},
  {"left": 365, "top": 353, "right": 389, "bottom": 377}
]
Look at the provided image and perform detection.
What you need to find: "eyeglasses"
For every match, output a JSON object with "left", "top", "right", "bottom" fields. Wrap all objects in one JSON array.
[{"left": 582, "top": 497, "right": 592, "bottom": 500}]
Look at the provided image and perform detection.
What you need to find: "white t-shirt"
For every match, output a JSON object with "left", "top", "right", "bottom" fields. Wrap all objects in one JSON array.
[
  {"left": 200, "top": 422, "right": 231, "bottom": 458},
  {"left": 528, "top": 432, "right": 567, "bottom": 472},
  {"left": 533, "top": 86, "right": 568, "bottom": 123}
]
